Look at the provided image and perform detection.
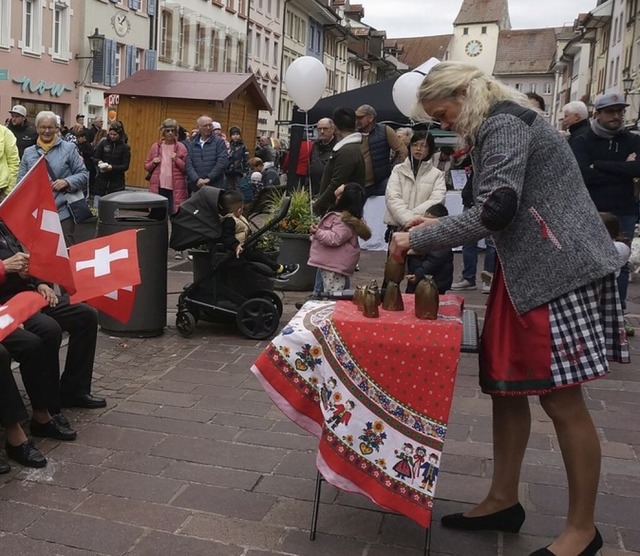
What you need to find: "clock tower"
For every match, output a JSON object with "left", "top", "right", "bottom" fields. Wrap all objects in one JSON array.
[{"left": 450, "top": 0, "right": 511, "bottom": 75}]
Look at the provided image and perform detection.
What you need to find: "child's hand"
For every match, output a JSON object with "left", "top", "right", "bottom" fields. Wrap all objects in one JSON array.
[
  {"left": 406, "top": 274, "right": 416, "bottom": 283},
  {"left": 235, "top": 244, "right": 244, "bottom": 258},
  {"left": 309, "top": 224, "right": 318, "bottom": 234},
  {"left": 334, "top": 184, "right": 345, "bottom": 198}
]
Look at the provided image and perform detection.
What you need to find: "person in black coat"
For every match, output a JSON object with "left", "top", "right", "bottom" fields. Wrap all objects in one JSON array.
[
  {"left": 92, "top": 122, "right": 131, "bottom": 206},
  {"left": 405, "top": 204, "right": 453, "bottom": 294},
  {"left": 75, "top": 130, "right": 96, "bottom": 196}
]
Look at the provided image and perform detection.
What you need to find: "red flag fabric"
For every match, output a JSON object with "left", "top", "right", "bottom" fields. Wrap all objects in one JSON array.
[
  {"left": 68, "top": 230, "right": 140, "bottom": 304},
  {"left": 0, "top": 157, "right": 76, "bottom": 294},
  {"left": 87, "top": 285, "right": 136, "bottom": 323},
  {"left": 0, "top": 291, "right": 48, "bottom": 342}
]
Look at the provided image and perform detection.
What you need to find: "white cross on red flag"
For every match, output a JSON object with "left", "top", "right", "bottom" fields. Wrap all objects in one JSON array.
[
  {"left": 87, "top": 285, "right": 136, "bottom": 323},
  {"left": 0, "top": 157, "right": 76, "bottom": 294},
  {"left": 0, "top": 291, "right": 48, "bottom": 342},
  {"left": 69, "top": 230, "right": 141, "bottom": 304}
]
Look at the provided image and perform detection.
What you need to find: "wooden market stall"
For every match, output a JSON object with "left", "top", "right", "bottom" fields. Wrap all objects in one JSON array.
[{"left": 106, "top": 70, "right": 271, "bottom": 188}]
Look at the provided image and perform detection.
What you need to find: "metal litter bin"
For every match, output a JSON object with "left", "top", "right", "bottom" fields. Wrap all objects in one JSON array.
[{"left": 97, "top": 191, "right": 168, "bottom": 337}]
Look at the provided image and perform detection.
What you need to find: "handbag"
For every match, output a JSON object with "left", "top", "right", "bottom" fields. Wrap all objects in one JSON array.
[
  {"left": 144, "top": 169, "right": 154, "bottom": 181},
  {"left": 67, "top": 197, "right": 93, "bottom": 223}
]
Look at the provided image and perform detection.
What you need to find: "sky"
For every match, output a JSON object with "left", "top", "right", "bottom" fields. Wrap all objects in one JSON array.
[{"left": 358, "top": 0, "right": 596, "bottom": 38}]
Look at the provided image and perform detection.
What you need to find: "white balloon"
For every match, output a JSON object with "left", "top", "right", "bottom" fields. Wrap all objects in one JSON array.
[
  {"left": 392, "top": 72, "right": 426, "bottom": 118},
  {"left": 284, "top": 56, "right": 327, "bottom": 111}
]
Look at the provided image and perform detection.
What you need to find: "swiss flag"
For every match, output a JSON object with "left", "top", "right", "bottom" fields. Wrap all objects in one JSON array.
[
  {"left": 69, "top": 230, "right": 141, "bottom": 304},
  {"left": 0, "top": 291, "right": 48, "bottom": 342},
  {"left": 0, "top": 157, "right": 76, "bottom": 294},
  {"left": 87, "top": 285, "right": 136, "bottom": 323}
]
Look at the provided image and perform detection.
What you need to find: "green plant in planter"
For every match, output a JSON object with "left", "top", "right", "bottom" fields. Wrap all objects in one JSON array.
[{"left": 267, "top": 187, "right": 317, "bottom": 234}]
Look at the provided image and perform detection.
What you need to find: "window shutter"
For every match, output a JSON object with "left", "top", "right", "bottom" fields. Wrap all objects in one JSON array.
[
  {"left": 147, "top": 0, "right": 156, "bottom": 16},
  {"left": 125, "top": 45, "right": 135, "bottom": 77},
  {"left": 92, "top": 42, "right": 105, "bottom": 84},
  {"left": 104, "top": 39, "right": 117, "bottom": 86},
  {"left": 145, "top": 50, "right": 157, "bottom": 69}
]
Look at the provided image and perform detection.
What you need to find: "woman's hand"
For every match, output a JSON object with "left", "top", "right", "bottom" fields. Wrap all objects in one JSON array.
[
  {"left": 2, "top": 253, "right": 30, "bottom": 273},
  {"left": 235, "top": 244, "right": 244, "bottom": 258},
  {"left": 51, "top": 179, "right": 69, "bottom": 192},
  {"left": 37, "top": 284, "right": 58, "bottom": 307},
  {"left": 153, "top": 157, "right": 161, "bottom": 164},
  {"left": 389, "top": 232, "right": 411, "bottom": 263}
]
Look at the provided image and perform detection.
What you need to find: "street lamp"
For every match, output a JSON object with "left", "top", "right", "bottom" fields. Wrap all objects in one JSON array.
[
  {"left": 622, "top": 73, "right": 640, "bottom": 129},
  {"left": 75, "top": 28, "right": 104, "bottom": 60}
]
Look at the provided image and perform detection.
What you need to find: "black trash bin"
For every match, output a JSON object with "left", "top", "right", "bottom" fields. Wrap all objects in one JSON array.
[{"left": 97, "top": 191, "right": 168, "bottom": 337}]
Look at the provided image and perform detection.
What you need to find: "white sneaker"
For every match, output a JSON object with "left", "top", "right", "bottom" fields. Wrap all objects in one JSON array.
[
  {"left": 451, "top": 278, "right": 476, "bottom": 290},
  {"left": 174, "top": 251, "right": 184, "bottom": 260},
  {"left": 481, "top": 281, "right": 491, "bottom": 294}
]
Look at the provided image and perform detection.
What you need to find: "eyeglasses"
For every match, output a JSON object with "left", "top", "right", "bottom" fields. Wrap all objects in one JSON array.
[
  {"left": 601, "top": 107, "right": 625, "bottom": 115},
  {"left": 163, "top": 128, "right": 176, "bottom": 133},
  {"left": 38, "top": 126, "right": 56, "bottom": 132}
]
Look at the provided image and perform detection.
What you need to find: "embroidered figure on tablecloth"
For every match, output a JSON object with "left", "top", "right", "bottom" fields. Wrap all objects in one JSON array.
[
  {"left": 419, "top": 453, "right": 440, "bottom": 492},
  {"left": 327, "top": 399, "right": 355, "bottom": 430},
  {"left": 358, "top": 420, "right": 387, "bottom": 455},
  {"left": 392, "top": 442, "right": 415, "bottom": 480},
  {"left": 413, "top": 446, "right": 427, "bottom": 482},
  {"left": 320, "top": 377, "right": 337, "bottom": 410}
]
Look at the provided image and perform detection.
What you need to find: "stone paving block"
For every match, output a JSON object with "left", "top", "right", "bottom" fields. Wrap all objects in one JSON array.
[
  {"left": 334, "top": 489, "right": 389, "bottom": 512},
  {"left": 26, "top": 510, "right": 143, "bottom": 554},
  {"left": 146, "top": 379, "right": 199, "bottom": 393},
  {"left": 127, "top": 389, "right": 202, "bottom": 408},
  {"left": 431, "top": 472, "right": 493, "bottom": 505},
  {"left": 152, "top": 435, "right": 287, "bottom": 472},
  {"left": 242, "top": 389, "right": 273, "bottom": 403},
  {"left": 129, "top": 528, "right": 245, "bottom": 554},
  {"left": 600, "top": 440, "right": 637, "bottom": 459},
  {"left": 595, "top": 492, "right": 640, "bottom": 529},
  {"left": 594, "top": 411, "right": 640, "bottom": 432},
  {"left": 603, "top": 474, "right": 640, "bottom": 498},
  {"left": 103, "top": 451, "right": 171, "bottom": 475},
  {"left": 161, "top": 461, "right": 261, "bottom": 490},
  {"left": 602, "top": 428, "right": 640, "bottom": 446},
  {"left": 367, "top": 545, "right": 425, "bottom": 556},
  {"left": 194, "top": 394, "right": 274, "bottom": 416},
  {"left": 190, "top": 383, "right": 247, "bottom": 399},
  {"left": 212, "top": 412, "right": 279, "bottom": 431},
  {"left": 100, "top": 410, "right": 239, "bottom": 441},
  {"left": 162, "top": 367, "right": 245, "bottom": 386},
  {"left": 44, "top": 442, "right": 112, "bottom": 466},
  {"left": 0, "top": 500, "right": 44, "bottom": 532},
  {"left": 520, "top": 462, "right": 568, "bottom": 488},
  {"left": 255, "top": 474, "right": 337, "bottom": 503},
  {"left": 0, "top": 481, "right": 89, "bottom": 511},
  {"left": 170, "top": 359, "right": 227, "bottom": 372},
  {"left": 171, "top": 483, "right": 277, "bottom": 520},
  {"left": 0, "top": 533, "right": 99, "bottom": 556},
  {"left": 187, "top": 349, "right": 244, "bottom": 364},
  {"left": 236, "top": 429, "right": 318, "bottom": 451},
  {"left": 440, "top": 438, "right": 493, "bottom": 459},
  {"left": 152, "top": 404, "right": 216, "bottom": 423},
  {"left": 76, "top": 423, "right": 166, "bottom": 453},
  {"left": 87, "top": 469, "right": 185, "bottom": 504},
  {"left": 274, "top": 450, "right": 319, "bottom": 479},
  {"left": 621, "top": 526, "right": 640, "bottom": 553},
  {"left": 377, "top": 512, "right": 434, "bottom": 549},
  {"left": 110, "top": 400, "right": 159, "bottom": 415},
  {"left": 262, "top": 497, "right": 321, "bottom": 530},
  {"left": 180, "top": 513, "right": 285, "bottom": 550},
  {"left": 18, "top": 460, "right": 104, "bottom": 490},
  {"left": 601, "top": 456, "right": 640, "bottom": 478},
  {"left": 75, "top": 493, "right": 191, "bottom": 532},
  {"left": 277, "top": 528, "right": 368, "bottom": 556}
]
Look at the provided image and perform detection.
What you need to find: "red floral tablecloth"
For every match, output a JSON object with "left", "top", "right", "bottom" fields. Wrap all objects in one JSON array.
[{"left": 252, "top": 294, "right": 464, "bottom": 528}]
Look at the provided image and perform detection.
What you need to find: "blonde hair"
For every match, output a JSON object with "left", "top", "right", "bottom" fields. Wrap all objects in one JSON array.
[
  {"left": 416, "top": 62, "right": 530, "bottom": 148},
  {"left": 160, "top": 118, "right": 179, "bottom": 130}
]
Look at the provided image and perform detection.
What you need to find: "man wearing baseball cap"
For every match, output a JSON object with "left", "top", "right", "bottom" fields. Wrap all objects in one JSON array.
[
  {"left": 6, "top": 105, "right": 37, "bottom": 158},
  {"left": 571, "top": 91, "right": 640, "bottom": 334}
]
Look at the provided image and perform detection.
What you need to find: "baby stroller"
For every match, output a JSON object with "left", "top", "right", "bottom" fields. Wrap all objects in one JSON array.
[{"left": 170, "top": 187, "right": 291, "bottom": 340}]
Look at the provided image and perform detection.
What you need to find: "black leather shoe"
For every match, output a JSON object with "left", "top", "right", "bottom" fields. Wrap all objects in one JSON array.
[
  {"left": 52, "top": 412, "right": 70, "bottom": 428},
  {"left": 0, "top": 457, "right": 10, "bottom": 474},
  {"left": 441, "top": 502, "right": 525, "bottom": 533},
  {"left": 30, "top": 418, "right": 77, "bottom": 441},
  {"left": 529, "top": 528, "right": 603, "bottom": 556},
  {"left": 60, "top": 394, "right": 106, "bottom": 409},
  {"left": 5, "top": 441, "right": 47, "bottom": 468}
]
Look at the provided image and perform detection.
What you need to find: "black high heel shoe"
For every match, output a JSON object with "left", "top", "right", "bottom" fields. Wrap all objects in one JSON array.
[
  {"left": 441, "top": 502, "right": 525, "bottom": 533},
  {"left": 529, "top": 528, "right": 603, "bottom": 556}
]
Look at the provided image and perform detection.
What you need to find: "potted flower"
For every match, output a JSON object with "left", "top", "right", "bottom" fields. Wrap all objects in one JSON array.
[{"left": 267, "top": 187, "right": 317, "bottom": 291}]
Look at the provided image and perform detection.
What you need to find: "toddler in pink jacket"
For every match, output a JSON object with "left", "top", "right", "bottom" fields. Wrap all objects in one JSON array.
[{"left": 308, "top": 182, "right": 371, "bottom": 293}]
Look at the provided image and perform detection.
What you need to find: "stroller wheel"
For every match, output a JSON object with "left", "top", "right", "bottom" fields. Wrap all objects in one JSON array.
[
  {"left": 176, "top": 311, "right": 197, "bottom": 337},
  {"left": 256, "top": 290, "right": 284, "bottom": 316},
  {"left": 236, "top": 298, "right": 280, "bottom": 340}
]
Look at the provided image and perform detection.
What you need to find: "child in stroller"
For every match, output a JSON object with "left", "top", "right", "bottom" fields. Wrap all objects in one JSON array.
[
  {"left": 219, "top": 189, "right": 299, "bottom": 282},
  {"left": 170, "top": 187, "right": 293, "bottom": 339}
]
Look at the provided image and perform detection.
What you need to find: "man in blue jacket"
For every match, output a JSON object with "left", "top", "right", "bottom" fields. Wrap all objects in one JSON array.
[
  {"left": 571, "top": 91, "right": 640, "bottom": 326},
  {"left": 186, "top": 115, "right": 229, "bottom": 193}
]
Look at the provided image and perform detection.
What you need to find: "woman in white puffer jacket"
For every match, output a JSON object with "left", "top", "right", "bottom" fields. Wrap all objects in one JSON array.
[{"left": 383, "top": 130, "right": 446, "bottom": 234}]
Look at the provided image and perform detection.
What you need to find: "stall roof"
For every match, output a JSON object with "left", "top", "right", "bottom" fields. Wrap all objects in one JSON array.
[{"left": 106, "top": 70, "right": 271, "bottom": 111}]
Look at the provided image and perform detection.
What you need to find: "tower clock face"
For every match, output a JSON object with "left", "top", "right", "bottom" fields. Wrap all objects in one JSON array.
[
  {"left": 112, "top": 11, "right": 131, "bottom": 37},
  {"left": 465, "top": 40, "right": 483, "bottom": 57}
]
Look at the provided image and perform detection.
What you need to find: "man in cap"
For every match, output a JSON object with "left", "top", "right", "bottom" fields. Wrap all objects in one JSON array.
[
  {"left": 6, "top": 105, "right": 37, "bottom": 158},
  {"left": 571, "top": 92, "right": 640, "bottom": 333},
  {"left": 75, "top": 114, "right": 86, "bottom": 129}
]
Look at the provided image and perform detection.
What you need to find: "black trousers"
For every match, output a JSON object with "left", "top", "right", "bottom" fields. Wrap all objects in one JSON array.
[{"left": 0, "top": 345, "right": 28, "bottom": 426}]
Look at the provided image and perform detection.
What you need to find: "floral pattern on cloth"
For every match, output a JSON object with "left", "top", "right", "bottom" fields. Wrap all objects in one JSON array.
[{"left": 252, "top": 295, "right": 464, "bottom": 528}]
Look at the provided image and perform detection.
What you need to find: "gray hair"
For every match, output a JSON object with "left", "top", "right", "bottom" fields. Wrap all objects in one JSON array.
[
  {"left": 357, "top": 104, "right": 377, "bottom": 118},
  {"left": 562, "top": 101, "right": 588, "bottom": 119},
  {"left": 160, "top": 118, "right": 179, "bottom": 130},
  {"left": 396, "top": 127, "right": 413, "bottom": 140},
  {"left": 416, "top": 62, "right": 530, "bottom": 149},
  {"left": 35, "top": 110, "right": 58, "bottom": 128}
]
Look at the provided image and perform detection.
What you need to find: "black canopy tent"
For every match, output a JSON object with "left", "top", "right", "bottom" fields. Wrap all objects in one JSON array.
[{"left": 285, "top": 76, "right": 457, "bottom": 188}]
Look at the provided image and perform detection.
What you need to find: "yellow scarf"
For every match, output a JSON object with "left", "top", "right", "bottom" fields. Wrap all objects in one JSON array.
[{"left": 37, "top": 137, "right": 56, "bottom": 152}]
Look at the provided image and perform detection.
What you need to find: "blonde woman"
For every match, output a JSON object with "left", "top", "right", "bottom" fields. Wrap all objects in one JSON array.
[{"left": 390, "top": 62, "right": 627, "bottom": 556}]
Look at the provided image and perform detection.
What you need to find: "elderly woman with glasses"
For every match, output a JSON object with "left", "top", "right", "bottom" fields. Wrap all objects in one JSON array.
[
  {"left": 17, "top": 110, "right": 88, "bottom": 246},
  {"left": 92, "top": 121, "right": 131, "bottom": 209},
  {"left": 144, "top": 118, "right": 188, "bottom": 215}
]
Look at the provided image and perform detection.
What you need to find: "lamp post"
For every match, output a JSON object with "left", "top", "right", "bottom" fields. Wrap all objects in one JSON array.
[
  {"left": 75, "top": 28, "right": 104, "bottom": 60},
  {"left": 622, "top": 73, "right": 640, "bottom": 129}
]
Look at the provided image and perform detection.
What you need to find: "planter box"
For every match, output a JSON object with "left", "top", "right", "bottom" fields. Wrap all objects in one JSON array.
[{"left": 274, "top": 232, "right": 315, "bottom": 291}]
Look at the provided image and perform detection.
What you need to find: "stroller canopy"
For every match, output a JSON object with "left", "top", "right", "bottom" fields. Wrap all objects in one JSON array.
[{"left": 170, "top": 187, "right": 223, "bottom": 251}]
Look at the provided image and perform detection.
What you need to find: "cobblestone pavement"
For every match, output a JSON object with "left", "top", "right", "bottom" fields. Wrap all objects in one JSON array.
[{"left": 0, "top": 250, "right": 638, "bottom": 555}]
